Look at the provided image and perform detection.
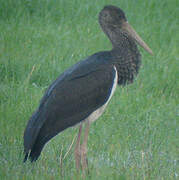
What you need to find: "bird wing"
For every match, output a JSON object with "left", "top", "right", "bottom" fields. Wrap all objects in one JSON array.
[{"left": 24, "top": 55, "right": 117, "bottom": 159}]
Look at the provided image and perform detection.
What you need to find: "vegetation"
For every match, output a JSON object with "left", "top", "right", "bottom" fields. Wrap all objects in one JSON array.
[{"left": 0, "top": 0, "right": 178, "bottom": 179}]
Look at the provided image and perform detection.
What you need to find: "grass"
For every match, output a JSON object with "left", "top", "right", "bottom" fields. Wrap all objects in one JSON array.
[{"left": 0, "top": 0, "right": 178, "bottom": 179}]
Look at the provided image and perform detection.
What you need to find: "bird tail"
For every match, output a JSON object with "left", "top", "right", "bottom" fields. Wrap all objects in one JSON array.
[
  {"left": 23, "top": 109, "right": 47, "bottom": 162},
  {"left": 23, "top": 139, "right": 45, "bottom": 162}
]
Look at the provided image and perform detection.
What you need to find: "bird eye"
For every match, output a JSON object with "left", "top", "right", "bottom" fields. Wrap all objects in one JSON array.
[{"left": 103, "top": 11, "right": 109, "bottom": 18}]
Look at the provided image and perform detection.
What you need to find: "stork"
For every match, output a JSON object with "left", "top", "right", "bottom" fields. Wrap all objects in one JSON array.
[{"left": 23, "top": 5, "right": 153, "bottom": 171}]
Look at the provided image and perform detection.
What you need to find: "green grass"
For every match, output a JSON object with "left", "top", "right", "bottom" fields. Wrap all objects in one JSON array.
[{"left": 0, "top": 0, "right": 178, "bottom": 179}]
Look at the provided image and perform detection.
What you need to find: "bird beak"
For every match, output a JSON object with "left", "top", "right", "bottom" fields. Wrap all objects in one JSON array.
[{"left": 121, "top": 21, "right": 153, "bottom": 55}]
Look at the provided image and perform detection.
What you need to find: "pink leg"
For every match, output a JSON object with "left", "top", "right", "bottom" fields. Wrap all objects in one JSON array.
[
  {"left": 81, "top": 120, "right": 90, "bottom": 172},
  {"left": 74, "top": 124, "right": 83, "bottom": 170}
]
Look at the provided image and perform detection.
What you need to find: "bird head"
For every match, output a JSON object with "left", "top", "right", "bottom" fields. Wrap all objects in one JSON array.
[{"left": 99, "top": 5, "right": 153, "bottom": 55}]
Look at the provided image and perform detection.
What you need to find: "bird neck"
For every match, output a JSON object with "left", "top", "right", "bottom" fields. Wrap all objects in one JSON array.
[
  {"left": 104, "top": 28, "right": 141, "bottom": 85},
  {"left": 105, "top": 27, "right": 136, "bottom": 51}
]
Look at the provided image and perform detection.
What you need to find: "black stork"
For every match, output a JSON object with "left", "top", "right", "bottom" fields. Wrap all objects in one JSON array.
[{"left": 23, "top": 5, "right": 153, "bottom": 170}]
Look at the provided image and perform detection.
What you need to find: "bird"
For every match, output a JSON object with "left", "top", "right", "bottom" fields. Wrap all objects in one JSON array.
[{"left": 23, "top": 5, "right": 153, "bottom": 171}]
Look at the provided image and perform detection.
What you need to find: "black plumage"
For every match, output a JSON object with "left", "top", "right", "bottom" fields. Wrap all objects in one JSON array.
[{"left": 23, "top": 5, "right": 152, "bottom": 163}]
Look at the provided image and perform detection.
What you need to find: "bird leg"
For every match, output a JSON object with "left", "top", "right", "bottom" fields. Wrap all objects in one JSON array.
[
  {"left": 74, "top": 124, "right": 83, "bottom": 170},
  {"left": 81, "top": 120, "right": 90, "bottom": 172},
  {"left": 74, "top": 121, "right": 90, "bottom": 172}
]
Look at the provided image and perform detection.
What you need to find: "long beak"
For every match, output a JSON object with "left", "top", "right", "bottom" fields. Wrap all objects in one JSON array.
[{"left": 121, "top": 21, "right": 153, "bottom": 55}]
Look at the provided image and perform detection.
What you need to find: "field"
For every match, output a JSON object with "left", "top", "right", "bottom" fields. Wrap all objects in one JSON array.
[{"left": 0, "top": 0, "right": 178, "bottom": 179}]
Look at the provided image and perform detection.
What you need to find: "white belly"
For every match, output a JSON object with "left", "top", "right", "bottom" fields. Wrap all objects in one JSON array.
[{"left": 86, "top": 66, "right": 118, "bottom": 123}]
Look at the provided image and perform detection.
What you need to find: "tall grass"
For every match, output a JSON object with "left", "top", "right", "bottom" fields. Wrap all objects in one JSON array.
[{"left": 0, "top": 0, "right": 178, "bottom": 179}]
